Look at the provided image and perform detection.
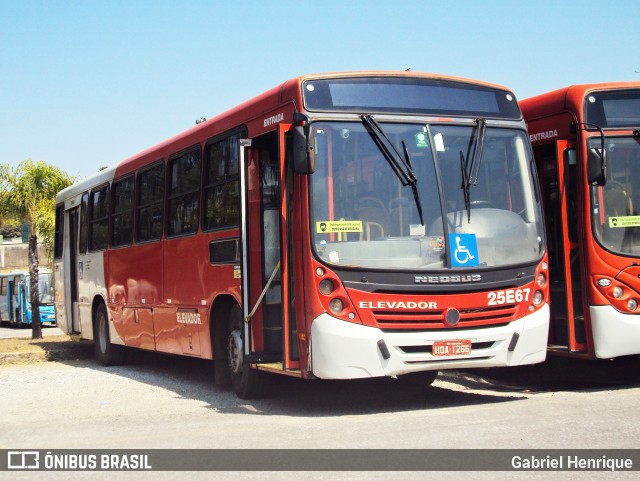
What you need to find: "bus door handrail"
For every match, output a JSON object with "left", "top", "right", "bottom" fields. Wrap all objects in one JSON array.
[{"left": 245, "top": 261, "right": 281, "bottom": 323}]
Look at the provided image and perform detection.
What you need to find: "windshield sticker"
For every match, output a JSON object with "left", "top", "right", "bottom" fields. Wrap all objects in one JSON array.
[
  {"left": 449, "top": 233, "right": 480, "bottom": 267},
  {"left": 316, "top": 220, "right": 363, "bottom": 234},
  {"left": 429, "top": 236, "right": 444, "bottom": 251},
  {"left": 410, "top": 224, "right": 426, "bottom": 236},
  {"left": 415, "top": 132, "right": 429, "bottom": 148},
  {"left": 434, "top": 133, "right": 445, "bottom": 152},
  {"left": 609, "top": 216, "right": 640, "bottom": 228}
]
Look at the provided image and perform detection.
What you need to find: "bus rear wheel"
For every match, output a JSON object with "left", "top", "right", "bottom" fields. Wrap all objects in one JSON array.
[
  {"left": 227, "top": 304, "right": 268, "bottom": 399},
  {"left": 94, "top": 303, "right": 124, "bottom": 366}
]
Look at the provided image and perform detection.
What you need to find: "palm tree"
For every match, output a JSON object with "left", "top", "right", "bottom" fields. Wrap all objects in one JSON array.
[{"left": 0, "top": 160, "right": 74, "bottom": 339}]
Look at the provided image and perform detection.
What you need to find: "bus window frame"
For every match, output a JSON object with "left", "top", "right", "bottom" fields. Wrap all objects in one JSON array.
[
  {"left": 88, "top": 183, "right": 110, "bottom": 252},
  {"left": 202, "top": 129, "right": 245, "bottom": 233},
  {"left": 166, "top": 145, "right": 202, "bottom": 239},
  {"left": 135, "top": 160, "right": 165, "bottom": 244},
  {"left": 110, "top": 173, "right": 135, "bottom": 249},
  {"left": 79, "top": 192, "right": 89, "bottom": 254}
]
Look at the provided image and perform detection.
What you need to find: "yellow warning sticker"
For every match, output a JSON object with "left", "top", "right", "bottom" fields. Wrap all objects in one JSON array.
[
  {"left": 609, "top": 216, "right": 640, "bottom": 228},
  {"left": 316, "top": 220, "right": 363, "bottom": 234}
]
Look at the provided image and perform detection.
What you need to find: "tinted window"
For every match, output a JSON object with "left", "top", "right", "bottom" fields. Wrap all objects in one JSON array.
[
  {"left": 137, "top": 162, "right": 165, "bottom": 242},
  {"left": 89, "top": 186, "right": 109, "bottom": 251},
  {"left": 79, "top": 193, "right": 89, "bottom": 254},
  {"left": 203, "top": 134, "right": 240, "bottom": 230},
  {"left": 54, "top": 204, "right": 64, "bottom": 259},
  {"left": 111, "top": 176, "right": 134, "bottom": 248},
  {"left": 167, "top": 147, "right": 201, "bottom": 237}
]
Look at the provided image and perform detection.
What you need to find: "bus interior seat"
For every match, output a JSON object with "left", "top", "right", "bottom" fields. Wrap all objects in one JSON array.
[
  {"left": 604, "top": 183, "right": 634, "bottom": 217},
  {"left": 356, "top": 197, "right": 390, "bottom": 240}
]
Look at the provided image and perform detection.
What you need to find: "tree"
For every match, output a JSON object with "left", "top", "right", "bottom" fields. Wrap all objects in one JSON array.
[{"left": 0, "top": 160, "right": 74, "bottom": 339}]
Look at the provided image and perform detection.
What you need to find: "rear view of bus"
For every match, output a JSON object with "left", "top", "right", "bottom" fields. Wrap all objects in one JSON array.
[{"left": 522, "top": 83, "right": 640, "bottom": 359}]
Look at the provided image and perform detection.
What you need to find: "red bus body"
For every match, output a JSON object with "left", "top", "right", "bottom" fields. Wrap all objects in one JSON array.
[
  {"left": 522, "top": 82, "right": 640, "bottom": 358},
  {"left": 54, "top": 72, "right": 550, "bottom": 397}
]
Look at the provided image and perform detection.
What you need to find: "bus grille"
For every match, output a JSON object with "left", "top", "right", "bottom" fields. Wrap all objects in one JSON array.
[{"left": 373, "top": 305, "right": 517, "bottom": 331}]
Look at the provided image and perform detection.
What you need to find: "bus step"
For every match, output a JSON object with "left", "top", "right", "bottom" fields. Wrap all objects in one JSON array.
[
  {"left": 256, "top": 362, "right": 302, "bottom": 377},
  {"left": 245, "top": 353, "right": 281, "bottom": 363}
]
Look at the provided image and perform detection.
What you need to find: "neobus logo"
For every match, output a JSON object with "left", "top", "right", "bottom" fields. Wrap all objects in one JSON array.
[
  {"left": 529, "top": 129, "right": 558, "bottom": 142},
  {"left": 414, "top": 274, "right": 482, "bottom": 284}
]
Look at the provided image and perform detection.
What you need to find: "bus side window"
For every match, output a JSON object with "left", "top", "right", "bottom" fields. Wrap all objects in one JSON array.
[
  {"left": 110, "top": 175, "right": 134, "bottom": 248},
  {"left": 136, "top": 162, "right": 165, "bottom": 243},
  {"left": 89, "top": 185, "right": 110, "bottom": 251},
  {"left": 203, "top": 134, "right": 241, "bottom": 231},
  {"left": 54, "top": 203, "right": 64, "bottom": 259},
  {"left": 79, "top": 192, "right": 89, "bottom": 254},
  {"left": 167, "top": 146, "right": 201, "bottom": 237}
]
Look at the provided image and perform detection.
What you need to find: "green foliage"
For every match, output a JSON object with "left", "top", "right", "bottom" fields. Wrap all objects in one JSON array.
[
  {"left": 0, "top": 159, "right": 74, "bottom": 339},
  {"left": 0, "top": 220, "right": 22, "bottom": 239},
  {"left": 0, "top": 160, "right": 75, "bottom": 256}
]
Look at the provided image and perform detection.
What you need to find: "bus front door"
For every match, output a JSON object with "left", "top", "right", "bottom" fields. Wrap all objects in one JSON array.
[
  {"left": 65, "top": 207, "right": 81, "bottom": 334},
  {"left": 538, "top": 143, "right": 587, "bottom": 353},
  {"left": 241, "top": 125, "right": 297, "bottom": 372}
]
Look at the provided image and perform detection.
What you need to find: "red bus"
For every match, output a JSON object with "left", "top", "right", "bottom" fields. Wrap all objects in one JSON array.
[
  {"left": 521, "top": 82, "right": 640, "bottom": 359},
  {"left": 54, "top": 71, "right": 549, "bottom": 398}
]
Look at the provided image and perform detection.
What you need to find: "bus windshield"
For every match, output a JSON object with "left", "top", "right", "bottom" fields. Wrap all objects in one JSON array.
[
  {"left": 38, "top": 273, "right": 53, "bottom": 304},
  {"left": 24, "top": 273, "right": 54, "bottom": 304},
  {"left": 310, "top": 121, "right": 544, "bottom": 270},
  {"left": 590, "top": 135, "right": 640, "bottom": 255}
]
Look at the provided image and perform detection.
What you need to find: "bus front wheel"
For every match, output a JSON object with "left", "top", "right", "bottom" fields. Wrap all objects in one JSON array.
[
  {"left": 94, "top": 303, "right": 124, "bottom": 366},
  {"left": 227, "top": 304, "right": 268, "bottom": 399}
]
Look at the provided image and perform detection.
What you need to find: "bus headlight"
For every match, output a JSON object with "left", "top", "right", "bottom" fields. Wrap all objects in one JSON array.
[
  {"left": 627, "top": 299, "right": 638, "bottom": 311},
  {"left": 319, "top": 279, "right": 335, "bottom": 295},
  {"left": 532, "top": 290, "right": 544, "bottom": 306},
  {"left": 329, "top": 298, "right": 344, "bottom": 314},
  {"left": 536, "top": 272, "right": 547, "bottom": 287},
  {"left": 613, "top": 286, "right": 624, "bottom": 299}
]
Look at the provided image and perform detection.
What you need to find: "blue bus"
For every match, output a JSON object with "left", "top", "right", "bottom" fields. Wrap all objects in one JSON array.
[{"left": 0, "top": 269, "right": 55, "bottom": 328}]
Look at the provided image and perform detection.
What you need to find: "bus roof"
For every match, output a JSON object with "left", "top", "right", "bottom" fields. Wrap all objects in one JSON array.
[
  {"left": 520, "top": 81, "right": 640, "bottom": 121},
  {"left": 57, "top": 71, "right": 517, "bottom": 203}
]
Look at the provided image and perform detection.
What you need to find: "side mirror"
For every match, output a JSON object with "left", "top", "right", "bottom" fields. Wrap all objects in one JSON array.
[
  {"left": 587, "top": 147, "right": 607, "bottom": 186},
  {"left": 292, "top": 125, "right": 315, "bottom": 174}
]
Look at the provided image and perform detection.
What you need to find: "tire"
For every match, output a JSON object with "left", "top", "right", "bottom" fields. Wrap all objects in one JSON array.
[
  {"left": 397, "top": 370, "right": 439, "bottom": 387},
  {"left": 94, "top": 303, "right": 124, "bottom": 366},
  {"left": 227, "top": 304, "right": 269, "bottom": 399}
]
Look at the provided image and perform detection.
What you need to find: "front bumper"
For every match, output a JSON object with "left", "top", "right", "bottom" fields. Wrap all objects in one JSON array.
[{"left": 311, "top": 304, "right": 549, "bottom": 379}]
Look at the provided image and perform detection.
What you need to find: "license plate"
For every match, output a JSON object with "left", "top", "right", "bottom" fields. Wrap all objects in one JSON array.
[{"left": 432, "top": 339, "right": 472, "bottom": 356}]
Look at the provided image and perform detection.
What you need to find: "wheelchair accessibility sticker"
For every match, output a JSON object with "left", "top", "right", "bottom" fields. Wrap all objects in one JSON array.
[{"left": 449, "top": 233, "right": 480, "bottom": 267}]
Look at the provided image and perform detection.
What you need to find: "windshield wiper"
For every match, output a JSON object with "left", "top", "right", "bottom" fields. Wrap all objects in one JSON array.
[
  {"left": 361, "top": 115, "right": 424, "bottom": 225},
  {"left": 459, "top": 119, "right": 487, "bottom": 222}
]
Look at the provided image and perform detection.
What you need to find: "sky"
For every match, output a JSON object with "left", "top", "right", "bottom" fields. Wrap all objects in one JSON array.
[{"left": 1, "top": 0, "right": 639, "bottom": 180}]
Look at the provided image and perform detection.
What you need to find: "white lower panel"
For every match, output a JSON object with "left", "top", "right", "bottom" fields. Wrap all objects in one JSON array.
[
  {"left": 311, "top": 304, "right": 549, "bottom": 379},
  {"left": 590, "top": 305, "right": 640, "bottom": 359}
]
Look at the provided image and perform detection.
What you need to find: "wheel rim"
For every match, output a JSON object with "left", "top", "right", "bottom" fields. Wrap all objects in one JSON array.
[
  {"left": 228, "top": 329, "right": 243, "bottom": 375},
  {"left": 97, "top": 313, "right": 107, "bottom": 355}
]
